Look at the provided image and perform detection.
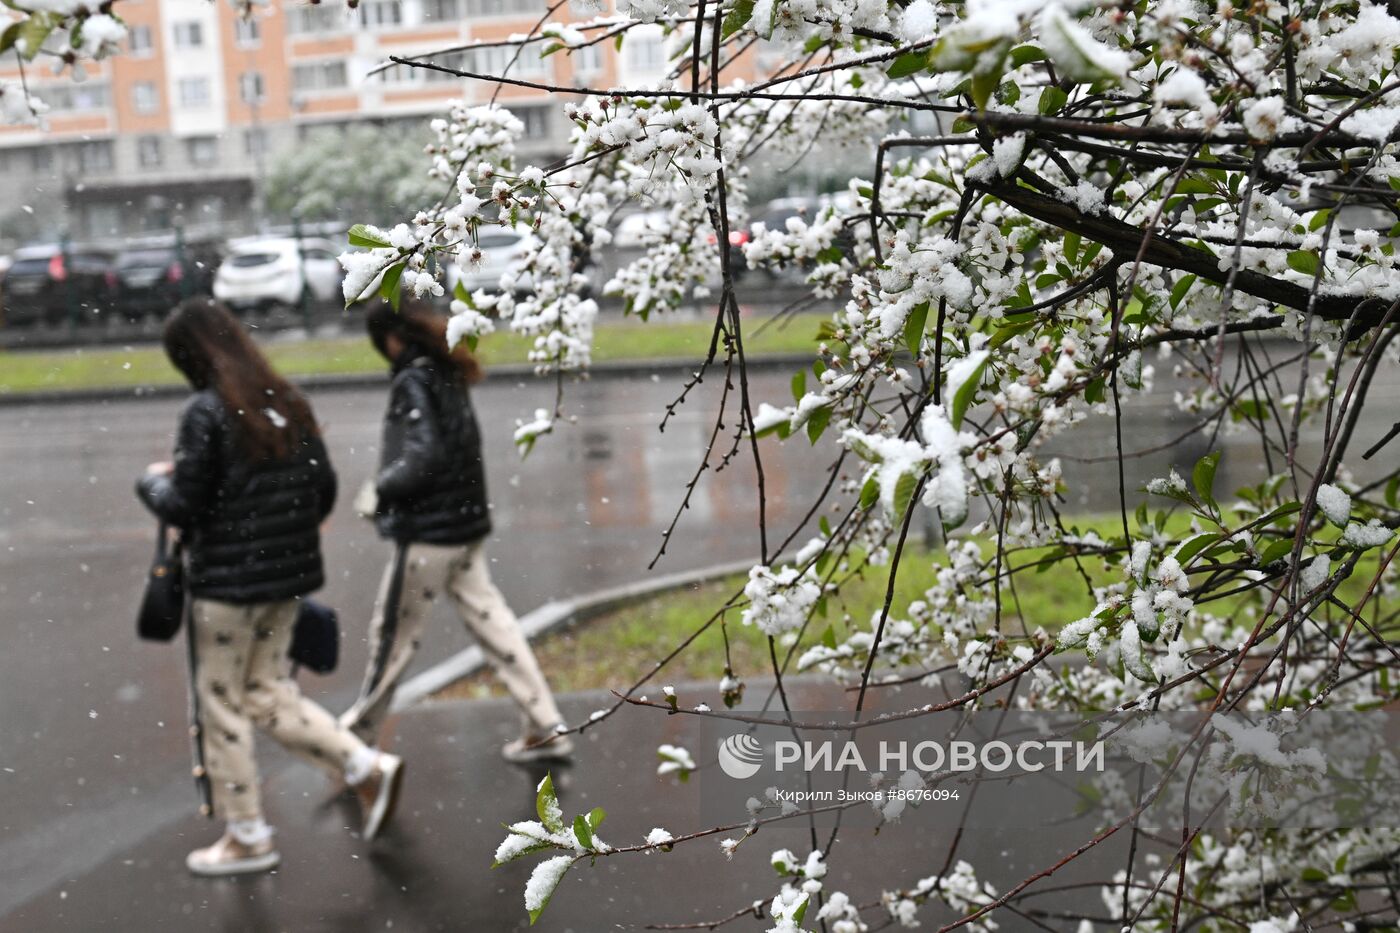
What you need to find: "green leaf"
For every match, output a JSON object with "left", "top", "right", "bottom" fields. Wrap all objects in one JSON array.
[
  {"left": 587, "top": 806, "right": 606, "bottom": 830},
  {"left": 1308, "top": 209, "right": 1331, "bottom": 232},
  {"left": 806, "top": 405, "right": 832, "bottom": 444},
  {"left": 816, "top": 245, "right": 843, "bottom": 264},
  {"left": 527, "top": 858, "right": 571, "bottom": 925},
  {"left": 886, "top": 50, "right": 928, "bottom": 79},
  {"left": 378, "top": 262, "right": 405, "bottom": 311},
  {"left": 1192, "top": 451, "right": 1221, "bottom": 509},
  {"left": 1258, "top": 538, "right": 1293, "bottom": 567},
  {"left": 860, "top": 475, "right": 879, "bottom": 510},
  {"left": 1175, "top": 532, "right": 1218, "bottom": 566},
  {"left": 1008, "top": 44, "right": 1046, "bottom": 68},
  {"left": 989, "top": 319, "right": 1036, "bottom": 350},
  {"left": 454, "top": 279, "right": 474, "bottom": 306},
  {"left": 348, "top": 223, "right": 392, "bottom": 248},
  {"left": 721, "top": 0, "right": 754, "bottom": 37},
  {"left": 1038, "top": 85, "right": 1068, "bottom": 115},
  {"left": 790, "top": 368, "right": 806, "bottom": 402},
  {"left": 950, "top": 354, "right": 991, "bottom": 430},
  {"left": 1064, "top": 231, "right": 1080, "bottom": 264},
  {"left": 573, "top": 814, "right": 594, "bottom": 851},
  {"left": 1169, "top": 274, "right": 1196, "bottom": 311},
  {"left": 893, "top": 470, "right": 918, "bottom": 518},
  {"left": 1287, "top": 249, "right": 1320, "bottom": 277},
  {"left": 970, "top": 66, "right": 1000, "bottom": 110},
  {"left": 903, "top": 301, "right": 929, "bottom": 356},
  {"left": 1039, "top": 5, "right": 1126, "bottom": 84},
  {"left": 791, "top": 895, "right": 810, "bottom": 925},
  {"left": 15, "top": 11, "right": 57, "bottom": 61},
  {"left": 536, "top": 773, "right": 564, "bottom": 833},
  {"left": 1174, "top": 176, "right": 1215, "bottom": 195},
  {"left": 821, "top": 624, "right": 838, "bottom": 649},
  {"left": 0, "top": 20, "right": 22, "bottom": 55}
]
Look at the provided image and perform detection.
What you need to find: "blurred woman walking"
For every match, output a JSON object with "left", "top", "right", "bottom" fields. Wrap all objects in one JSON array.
[
  {"left": 136, "top": 298, "right": 403, "bottom": 877},
  {"left": 341, "top": 299, "right": 570, "bottom": 763}
]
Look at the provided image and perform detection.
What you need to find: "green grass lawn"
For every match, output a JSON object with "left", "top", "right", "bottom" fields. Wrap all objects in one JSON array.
[
  {"left": 0, "top": 313, "right": 822, "bottom": 394},
  {"left": 439, "top": 512, "right": 1386, "bottom": 700},
  {"left": 440, "top": 537, "right": 1112, "bottom": 700}
]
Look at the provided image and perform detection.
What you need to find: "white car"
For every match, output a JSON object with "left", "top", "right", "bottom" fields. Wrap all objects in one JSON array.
[
  {"left": 612, "top": 209, "right": 669, "bottom": 249},
  {"left": 445, "top": 228, "right": 537, "bottom": 296},
  {"left": 213, "top": 237, "right": 343, "bottom": 311}
]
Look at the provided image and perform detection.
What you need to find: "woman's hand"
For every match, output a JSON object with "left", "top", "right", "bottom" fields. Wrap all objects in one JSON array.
[{"left": 145, "top": 461, "right": 174, "bottom": 476}]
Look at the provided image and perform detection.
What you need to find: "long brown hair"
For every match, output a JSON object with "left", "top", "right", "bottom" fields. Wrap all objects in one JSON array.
[
  {"left": 365, "top": 299, "right": 483, "bottom": 385},
  {"left": 162, "top": 297, "right": 320, "bottom": 461}
]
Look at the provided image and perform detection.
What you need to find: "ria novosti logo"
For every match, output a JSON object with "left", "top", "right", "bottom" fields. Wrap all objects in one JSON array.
[
  {"left": 714, "top": 732, "right": 1108, "bottom": 780},
  {"left": 717, "top": 733, "right": 765, "bottom": 779}
]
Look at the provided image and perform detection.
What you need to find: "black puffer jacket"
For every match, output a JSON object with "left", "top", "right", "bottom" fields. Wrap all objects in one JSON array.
[
  {"left": 137, "top": 389, "right": 336, "bottom": 604},
  {"left": 374, "top": 348, "right": 491, "bottom": 545}
]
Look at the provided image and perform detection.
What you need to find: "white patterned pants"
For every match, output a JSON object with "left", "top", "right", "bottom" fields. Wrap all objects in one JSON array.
[
  {"left": 192, "top": 599, "right": 370, "bottom": 822},
  {"left": 341, "top": 542, "right": 564, "bottom": 744}
]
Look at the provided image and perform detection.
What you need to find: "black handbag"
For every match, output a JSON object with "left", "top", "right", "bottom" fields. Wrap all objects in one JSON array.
[
  {"left": 290, "top": 599, "right": 339, "bottom": 675},
  {"left": 137, "top": 523, "right": 185, "bottom": 642}
]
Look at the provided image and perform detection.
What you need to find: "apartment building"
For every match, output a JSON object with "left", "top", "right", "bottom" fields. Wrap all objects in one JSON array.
[{"left": 0, "top": 0, "right": 680, "bottom": 242}]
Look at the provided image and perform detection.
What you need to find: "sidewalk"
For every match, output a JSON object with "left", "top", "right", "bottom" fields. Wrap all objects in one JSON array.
[
  {"left": 0, "top": 683, "right": 1116, "bottom": 932},
  {"left": 1, "top": 689, "right": 823, "bottom": 932}
]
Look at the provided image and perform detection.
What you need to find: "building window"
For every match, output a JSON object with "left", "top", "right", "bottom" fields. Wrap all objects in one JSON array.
[
  {"left": 572, "top": 43, "right": 601, "bottom": 78},
  {"left": 137, "top": 135, "right": 163, "bottom": 168},
  {"left": 425, "top": 46, "right": 544, "bottom": 82},
  {"left": 358, "top": 0, "right": 403, "bottom": 28},
  {"left": 194, "top": 195, "right": 225, "bottom": 223},
  {"left": 286, "top": 4, "right": 346, "bottom": 34},
  {"left": 239, "top": 72, "right": 265, "bottom": 104},
  {"left": 625, "top": 33, "right": 665, "bottom": 71},
  {"left": 172, "top": 21, "right": 204, "bottom": 48},
  {"left": 467, "top": 0, "right": 540, "bottom": 15},
  {"left": 245, "top": 127, "right": 268, "bottom": 158},
  {"left": 132, "top": 81, "right": 159, "bottom": 114},
  {"left": 422, "top": 0, "right": 462, "bottom": 20},
  {"left": 86, "top": 203, "right": 122, "bottom": 237},
  {"left": 234, "top": 16, "right": 261, "bottom": 45},
  {"left": 370, "top": 61, "right": 415, "bottom": 84},
  {"left": 177, "top": 77, "right": 211, "bottom": 107},
  {"left": 36, "top": 81, "right": 112, "bottom": 111},
  {"left": 292, "top": 60, "right": 349, "bottom": 93},
  {"left": 78, "top": 140, "right": 114, "bottom": 173},
  {"left": 128, "top": 25, "right": 153, "bottom": 55},
  {"left": 513, "top": 105, "right": 549, "bottom": 139},
  {"left": 186, "top": 136, "right": 219, "bottom": 167}
]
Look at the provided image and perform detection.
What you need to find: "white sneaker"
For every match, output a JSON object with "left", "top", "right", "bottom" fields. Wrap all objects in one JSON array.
[
  {"left": 186, "top": 832, "right": 280, "bottom": 877},
  {"left": 502, "top": 734, "right": 575, "bottom": 764},
  {"left": 356, "top": 752, "right": 404, "bottom": 842}
]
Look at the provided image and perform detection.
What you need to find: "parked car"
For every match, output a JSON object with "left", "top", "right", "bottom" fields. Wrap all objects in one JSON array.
[
  {"left": 113, "top": 239, "right": 222, "bottom": 320},
  {"left": 212, "top": 236, "right": 343, "bottom": 312},
  {"left": 445, "top": 227, "right": 538, "bottom": 296},
  {"left": 442, "top": 226, "right": 608, "bottom": 300},
  {"left": 0, "top": 244, "right": 117, "bottom": 328},
  {"left": 612, "top": 209, "right": 669, "bottom": 249}
]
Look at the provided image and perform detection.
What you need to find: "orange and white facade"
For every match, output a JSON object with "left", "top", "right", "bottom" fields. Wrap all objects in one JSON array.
[{"left": 0, "top": 0, "right": 678, "bottom": 241}]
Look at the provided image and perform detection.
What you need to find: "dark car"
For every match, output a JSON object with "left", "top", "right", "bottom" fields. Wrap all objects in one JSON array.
[
  {"left": 0, "top": 244, "right": 117, "bottom": 328},
  {"left": 113, "top": 241, "right": 221, "bottom": 320}
]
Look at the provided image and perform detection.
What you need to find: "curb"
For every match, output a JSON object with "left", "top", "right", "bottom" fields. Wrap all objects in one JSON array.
[
  {"left": 0, "top": 353, "right": 814, "bottom": 408},
  {"left": 390, "top": 557, "right": 759, "bottom": 711}
]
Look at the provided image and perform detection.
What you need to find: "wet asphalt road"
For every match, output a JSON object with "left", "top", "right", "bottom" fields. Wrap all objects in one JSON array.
[
  {"left": 0, "top": 349, "right": 1394, "bottom": 925},
  {"left": 0, "top": 367, "right": 834, "bottom": 920}
]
